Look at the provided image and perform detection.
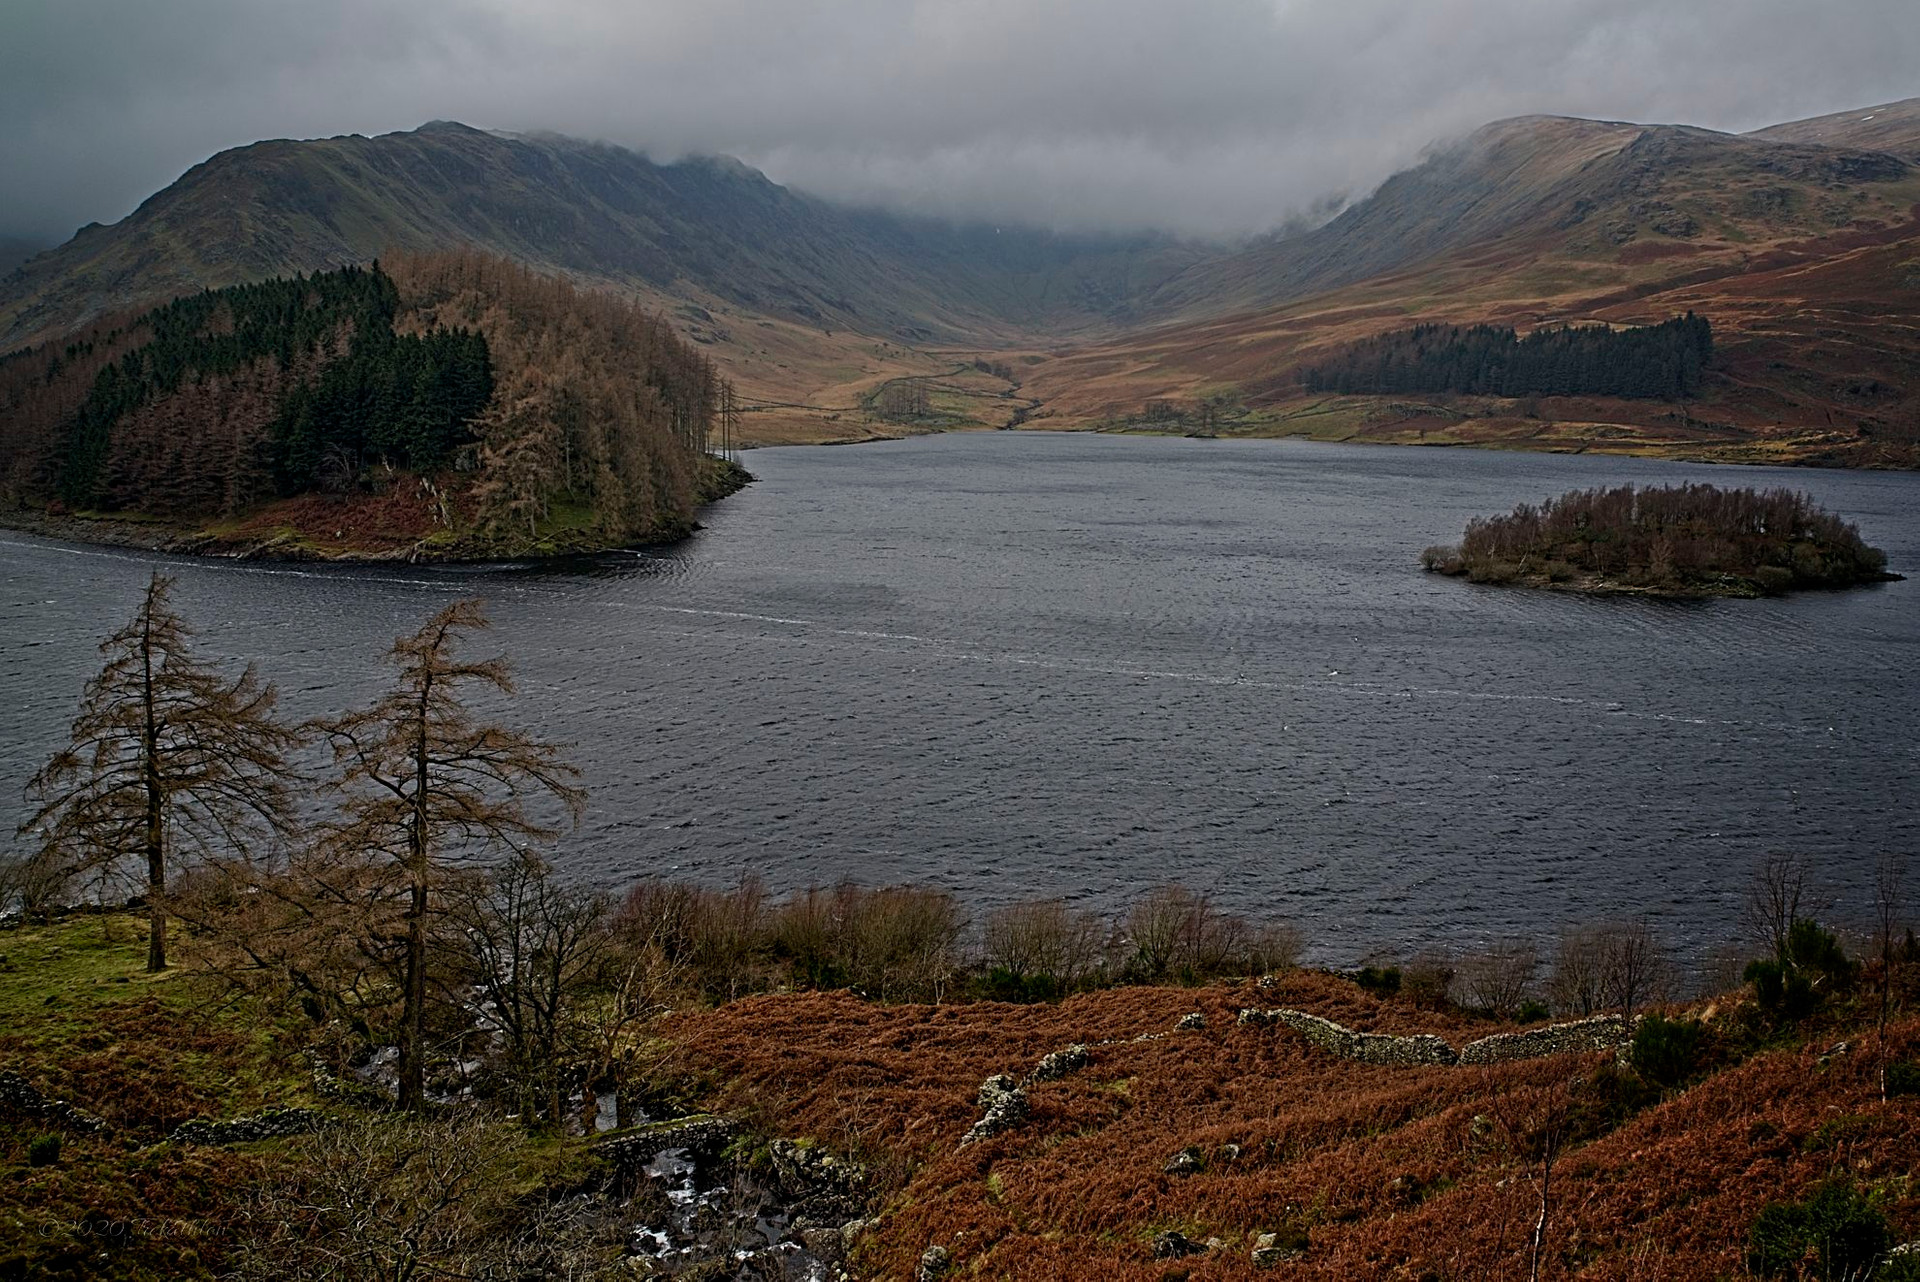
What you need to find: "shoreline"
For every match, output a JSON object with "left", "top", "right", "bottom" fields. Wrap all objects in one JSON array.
[
  {"left": 1426, "top": 566, "right": 1907, "bottom": 598},
  {"left": 745, "top": 418, "right": 1920, "bottom": 474},
  {"left": 0, "top": 458, "right": 755, "bottom": 566}
]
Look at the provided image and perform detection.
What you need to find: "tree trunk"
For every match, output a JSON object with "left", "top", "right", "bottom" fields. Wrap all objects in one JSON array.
[
  {"left": 141, "top": 592, "right": 166, "bottom": 973},
  {"left": 398, "top": 689, "right": 432, "bottom": 1113}
]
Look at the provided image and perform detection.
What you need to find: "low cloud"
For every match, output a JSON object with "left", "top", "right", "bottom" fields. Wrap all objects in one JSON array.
[{"left": 4, "top": 0, "right": 1917, "bottom": 242}]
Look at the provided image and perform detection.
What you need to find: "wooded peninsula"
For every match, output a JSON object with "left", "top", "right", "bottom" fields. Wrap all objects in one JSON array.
[{"left": 0, "top": 252, "right": 749, "bottom": 561}]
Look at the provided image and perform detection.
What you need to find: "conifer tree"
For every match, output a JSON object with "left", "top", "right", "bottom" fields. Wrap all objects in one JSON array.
[
  {"left": 312, "top": 600, "right": 584, "bottom": 1112},
  {"left": 22, "top": 573, "right": 299, "bottom": 970}
]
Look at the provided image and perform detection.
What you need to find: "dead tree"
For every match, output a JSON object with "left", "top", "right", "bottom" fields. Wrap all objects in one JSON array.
[
  {"left": 312, "top": 599, "right": 584, "bottom": 1112},
  {"left": 22, "top": 573, "right": 298, "bottom": 971},
  {"left": 1873, "top": 853, "right": 1907, "bottom": 1100}
]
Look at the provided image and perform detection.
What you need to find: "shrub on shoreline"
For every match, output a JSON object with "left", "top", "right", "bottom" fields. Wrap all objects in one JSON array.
[{"left": 606, "top": 879, "right": 1305, "bottom": 1006}]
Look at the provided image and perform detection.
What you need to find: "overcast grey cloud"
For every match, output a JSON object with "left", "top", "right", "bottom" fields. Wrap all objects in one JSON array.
[{"left": 4, "top": 0, "right": 1918, "bottom": 243}]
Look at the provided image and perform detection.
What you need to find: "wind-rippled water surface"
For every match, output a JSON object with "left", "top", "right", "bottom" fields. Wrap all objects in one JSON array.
[{"left": 3, "top": 433, "right": 1916, "bottom": 964}]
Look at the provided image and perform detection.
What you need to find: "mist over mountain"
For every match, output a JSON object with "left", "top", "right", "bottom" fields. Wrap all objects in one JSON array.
[{"left": 0, "top": 121, "right": 1209, "bottom": 354}]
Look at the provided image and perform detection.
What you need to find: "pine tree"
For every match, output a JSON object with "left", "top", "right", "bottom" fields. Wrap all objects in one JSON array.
[{"left": 21, "top": 574, "right": 300, "bottom": 970}]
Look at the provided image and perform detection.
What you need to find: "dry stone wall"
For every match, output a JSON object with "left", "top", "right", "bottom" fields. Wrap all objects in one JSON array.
[
  {"left": 1456, "top": 1014, "right": 1628, "bottom": 1064},
  {"left": 1235, "top": 1008, "right": 1631, "bottom": 1069},
  {"left": 0, "top": 1069, "right": 105, "bottom": 1132}
]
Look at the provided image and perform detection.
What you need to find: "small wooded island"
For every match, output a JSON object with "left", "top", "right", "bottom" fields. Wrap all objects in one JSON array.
[{"left": 1422, "top": 483, "right": 1900, "bottom": 597}]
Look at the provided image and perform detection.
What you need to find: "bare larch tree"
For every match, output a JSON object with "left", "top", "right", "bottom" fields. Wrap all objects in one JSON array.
[
  {"left": 313, "top": 599, "right": 583, "bottom": 1112},
  {"left": 22, "top": 572, "right": 298, "bottom": 971}
]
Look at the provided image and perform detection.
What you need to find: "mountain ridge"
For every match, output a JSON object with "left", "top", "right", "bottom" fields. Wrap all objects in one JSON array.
[{"left": 0, "top": 121, "right": 1204, "bottom": 356}]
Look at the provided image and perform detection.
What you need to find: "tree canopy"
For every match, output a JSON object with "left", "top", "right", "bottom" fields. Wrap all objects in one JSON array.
[{"left": 1301, "top": 314, "right": 1713, "bottom": 401}]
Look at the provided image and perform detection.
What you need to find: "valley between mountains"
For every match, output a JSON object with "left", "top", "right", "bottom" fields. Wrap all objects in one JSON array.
[{"left": 3, "top": 97, "right": 1919, "bottom": 559}]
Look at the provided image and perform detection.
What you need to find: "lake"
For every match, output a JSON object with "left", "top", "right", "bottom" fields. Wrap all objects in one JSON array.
[{"left": 3, "top": 432, "right": 1916, "bottom": 968}]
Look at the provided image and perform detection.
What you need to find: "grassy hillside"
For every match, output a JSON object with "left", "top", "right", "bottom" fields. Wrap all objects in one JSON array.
[{"left": 1748, "top": 96, "right": 1920, "bottom": 154}]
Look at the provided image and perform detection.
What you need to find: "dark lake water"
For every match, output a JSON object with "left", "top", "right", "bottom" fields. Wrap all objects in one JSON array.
[{"left": 3, "top": 433, "right": 1916, "bottom": 966}]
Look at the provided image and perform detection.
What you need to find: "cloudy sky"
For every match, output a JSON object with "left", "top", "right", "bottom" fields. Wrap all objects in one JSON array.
[{"left": 5, "top": 0, "right": 1918, "bottom": 244}]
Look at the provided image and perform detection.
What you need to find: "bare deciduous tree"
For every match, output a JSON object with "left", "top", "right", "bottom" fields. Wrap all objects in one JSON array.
[
  {"left": 21, "top": 573, "right": 298, "bottom": 970},
  {"left": 452, "top": 850, "right": 612, "bottom": 1126},
  {"left": 314, "top": 599, "right": 584, "bottom": 1112},
  {"left": 1459, "top": 937, "right": 1540, "bottom": 1018},
  {"left": 1547, "top": 925, "right": 1608, "bottom": 1017},
  {"left": 1600, "top": 919, "right": 1671, "bottom": 1022},
  {"left": 1745, "top": 852, "right": 1808, "bottom": 962}
]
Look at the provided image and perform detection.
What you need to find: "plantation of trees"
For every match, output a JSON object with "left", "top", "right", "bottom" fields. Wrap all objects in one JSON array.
[
  {"left": 1423, "top": 483, "right": 1895, "bottom": 594},
  {"left": 1301, "top": 313, "right": 1713, "bottom": 400},
  {"left": 0, "top": 252, "right": 732, "bottom": 550}
]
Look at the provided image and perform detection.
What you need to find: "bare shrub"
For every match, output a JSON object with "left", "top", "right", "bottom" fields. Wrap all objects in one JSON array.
[
  {"left": 983, "top": 899, "right": 1107, "bottom": 991},
  {"left": 1547, "top": 926, "right": 1609, "bottom": 1017},
  {"left": 234, "top": 1114, "right": 623, "bottom": 1280},
  {"left": 767, "top": 885, "right": 838, "bottom": 988},
  {"left": 834, "top": 884, "right": 966, "bottom": 1003},
  {"left": 1126, "top": 885, "right": 1195, "bottom": 980},
  {"left": 612, "top": 876, "right": 773, "bottom": 1000},
  {"left": 0, "top": 846, "right": 75, "bottom": 921},
  {"left": 1119, "top": 884, "right": 1301, "bottom": 982},
  {"left": 1458, "top": 938, "right": 1540, "bottom": 1018},
  {"left": 1402, "top": 949, "right": 1456, "bottom": 1010},
  {"left": 1245, "top": 921, "right": 1307, "bottom": 975}
]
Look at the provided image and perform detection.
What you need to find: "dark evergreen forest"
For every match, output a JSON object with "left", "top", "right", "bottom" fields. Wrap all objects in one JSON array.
[
  {"left": 1301, "top": 314, "right": 1713, "bottom": 400},
  {"left": 44, "top": 265, "right": 492, "bottom": 507}
]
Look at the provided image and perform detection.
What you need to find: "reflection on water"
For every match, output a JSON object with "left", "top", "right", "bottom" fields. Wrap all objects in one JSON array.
[{"left": 3, "top": 433, "right": 1916, "bottom": 965}]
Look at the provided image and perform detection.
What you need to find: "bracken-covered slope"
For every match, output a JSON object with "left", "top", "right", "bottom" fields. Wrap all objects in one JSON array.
[{"left": 675, "top": 978, "right": 1920, "bottom": 1279}]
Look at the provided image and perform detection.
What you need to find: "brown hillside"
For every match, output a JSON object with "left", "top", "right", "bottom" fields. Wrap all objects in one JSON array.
[
  {"left": 674, "top": 979, "right": 1919, "bottom": 1279},
  {"left": 1749, "top": 96, "right": 1920, "bottom": 156},
  {"left": 1009, "top": 112, "right": 1920, "bottom": 466}
]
